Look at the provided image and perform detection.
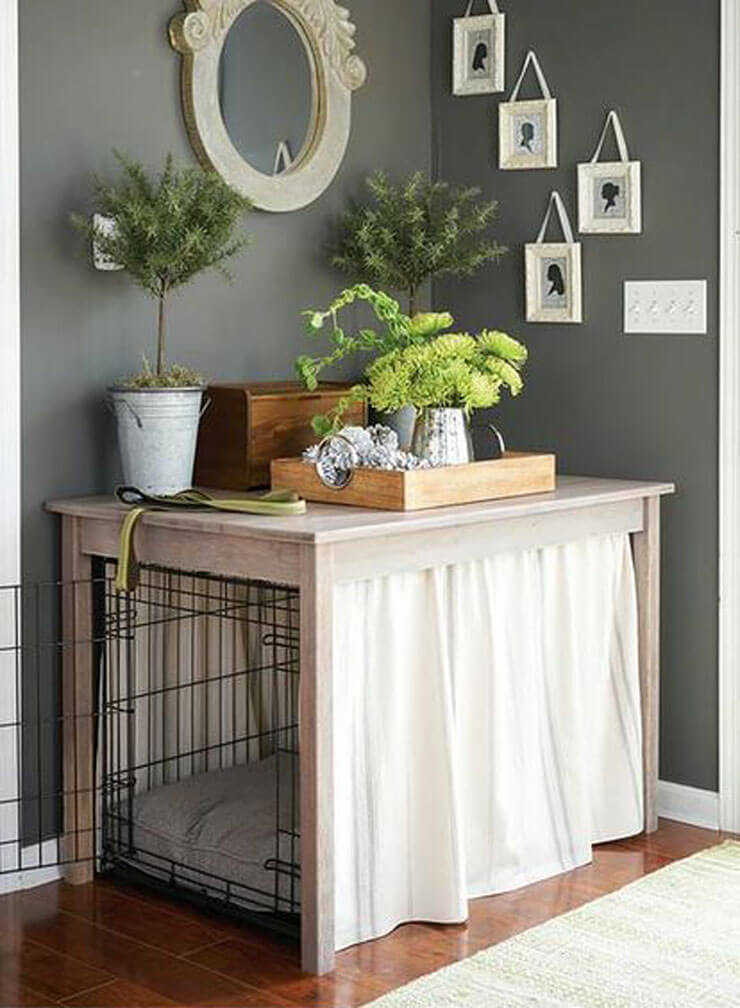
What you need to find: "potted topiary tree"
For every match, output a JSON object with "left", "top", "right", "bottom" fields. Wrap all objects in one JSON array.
[
  {"left": 73, "top": 152, "right": 252, "bottom": 494},
  {"left": 330, "top": 171, "right": 506, "bottom": 445},
  {"left": 331, "top": 171, "right": 506, "bottom": 316}
]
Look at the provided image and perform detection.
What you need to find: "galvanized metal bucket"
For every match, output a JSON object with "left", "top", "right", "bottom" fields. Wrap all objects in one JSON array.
[{"left": 109, "top": 386, "right": 206, "bottom": 495}]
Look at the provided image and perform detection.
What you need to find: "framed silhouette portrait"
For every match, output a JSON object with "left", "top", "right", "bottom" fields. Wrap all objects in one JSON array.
[
  {"left": 499, "top": 52, "right": 557, "bottom": 170},
  {"left": 499, "top": 99, "right": 557, "bottom": 169},
  {"left": 525, "top": 242, "right": 582, "bottom": 323},
  {"left": 452, "top": 1, "right": 505, "bottom": 96},
  {"left": 578, "top": 112, "right": 642, "bottom": 234},
  {"left": 525, "top": 191, "right": 582, "bottom": 323}
]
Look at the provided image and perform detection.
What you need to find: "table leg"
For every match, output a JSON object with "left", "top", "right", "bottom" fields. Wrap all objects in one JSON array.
[
  {"left": 299, "top": 544, "right": 335, "bottom": 974},
  {"left": 61, "top": 516, "right": 95, "bottom": 883},
  {"left": 633, "top": 496, "right": 661, "bottom": 834}
]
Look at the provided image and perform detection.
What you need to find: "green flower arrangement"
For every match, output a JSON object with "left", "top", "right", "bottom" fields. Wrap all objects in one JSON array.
[
  {"left": 366, "top": 330, "right": 527, "bottom": 414},
  {"left": 296, "top": 284, "right": 527, "bottom": 436}
]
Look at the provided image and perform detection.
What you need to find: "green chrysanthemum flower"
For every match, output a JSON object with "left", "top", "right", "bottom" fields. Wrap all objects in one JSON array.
[
  {"left": 468, "top": 371, "right": 503, "bottom": 408},
  {"left": 409, "top": 312, "right": 455, "bottom": 340},
  {"left": 485, "top": 357, "right": 524, "bottom": 396},
  {"left": 431, "top": 332, "right": 476, "bottom": 357},
  {"left": 477, "top": 329, "right": 528, "bottom": 364}
]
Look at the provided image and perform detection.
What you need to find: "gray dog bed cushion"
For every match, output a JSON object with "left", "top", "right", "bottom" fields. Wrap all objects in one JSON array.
[{"left": 117, "top": 756, "right": 294, "bottom": 902}]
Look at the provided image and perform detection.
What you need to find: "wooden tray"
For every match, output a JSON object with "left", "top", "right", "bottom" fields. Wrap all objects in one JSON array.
[{"left": 271, "top": 452, "right": 556, "bottom": 511}]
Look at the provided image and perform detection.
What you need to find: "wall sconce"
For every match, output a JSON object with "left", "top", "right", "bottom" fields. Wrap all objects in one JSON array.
[{"left": 92, "top": 214, "right": 123, "bottom": 272}]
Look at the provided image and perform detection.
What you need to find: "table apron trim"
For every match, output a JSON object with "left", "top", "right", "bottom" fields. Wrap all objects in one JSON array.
[
  {"left": 330, "top": 498, "right": 644, "bottom": 582},
  {"left": 80, "top": 518, "right": 303, "bottom": 585}
]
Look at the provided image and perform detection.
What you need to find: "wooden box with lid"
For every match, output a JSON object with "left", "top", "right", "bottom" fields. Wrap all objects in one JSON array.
[{"left": 194, "top": 381, "right": 367, "bottom": 490}]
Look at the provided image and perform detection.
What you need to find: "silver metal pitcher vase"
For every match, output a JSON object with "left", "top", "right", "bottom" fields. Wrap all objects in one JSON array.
[{"left": 411, "top": 407, "right": 474, "bottom": 466}]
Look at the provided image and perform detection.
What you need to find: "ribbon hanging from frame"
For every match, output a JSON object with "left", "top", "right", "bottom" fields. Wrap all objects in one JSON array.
[
  {"left": 273, "top": 141, "right": 294, "bottom": 176},
  {"left": 452, "top": 0, "right": 505, "bottom": 96},
  {"left": 525, "top": 191, "right": 583, "bottom": 324},
  {"left": 464, "top": 0, "right": 500, "bottom": 14},
  {"left": 499, "top": 50, "right": 557, "bottom": 169},
  {"left": 508, "top": 49, "right": 552, "bottom": 103},
  {"left": 535, "top": 190, "right": 575, "bottom": 245},
  {"left": 578, "top": 110, "right": 642, "bottom": 234}
]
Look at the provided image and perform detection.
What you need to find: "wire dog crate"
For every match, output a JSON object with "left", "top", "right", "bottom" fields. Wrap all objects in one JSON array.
[{"left": 0, "top": 560, "right": 301, "bottom": 936}]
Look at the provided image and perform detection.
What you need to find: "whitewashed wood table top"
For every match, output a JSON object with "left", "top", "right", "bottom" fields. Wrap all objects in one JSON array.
[{"left": 47, "top": 475, "right": 675, "bottom": 546}]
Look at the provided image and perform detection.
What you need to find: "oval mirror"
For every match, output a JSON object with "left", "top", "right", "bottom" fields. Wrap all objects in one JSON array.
[
  {"left": 169, "top": 0, "right": 367, "bottom": 213},
  {"left": 219, "top": 1, "right": 314, "bottom": 176}
]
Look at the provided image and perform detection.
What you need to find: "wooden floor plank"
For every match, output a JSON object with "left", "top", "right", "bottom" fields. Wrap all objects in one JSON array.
[
  {"left": 27, "top": 880, "right": 228, "bottom": 956},
  {"left": 0, "top": 941, "right": 112, "bottom": 1004},
  {"left": 60, "top": 979, "right": 177, "bottom": 1008},
  {"left": 14, "top": 895, "right": 251, "bottom": 1005},
  {"left": 615, "top": 820, "right": 730, "bottom": 858},
  {"left": 91, "top": 876, "right": 257, "bottom": 943},
  {"left": 0, "top": 981, "right": 58, "bottom": 1008},
  {"left": 0, "top": 821, "right": 727, "bottom": 1008}
]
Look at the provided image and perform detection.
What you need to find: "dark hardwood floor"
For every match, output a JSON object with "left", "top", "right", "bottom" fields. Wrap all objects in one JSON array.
[{"left": 0, "top": 820, "right": 731, "bottom": 1008}]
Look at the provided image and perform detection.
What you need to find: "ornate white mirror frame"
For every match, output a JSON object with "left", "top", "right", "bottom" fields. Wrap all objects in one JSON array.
[{"left": 169, "top": 0, "right": 367, "bottom": 213}]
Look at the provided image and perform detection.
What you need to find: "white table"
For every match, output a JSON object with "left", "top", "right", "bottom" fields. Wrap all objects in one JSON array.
[{"left": 48, "top": 474, "right": 674, "bottom": 973}]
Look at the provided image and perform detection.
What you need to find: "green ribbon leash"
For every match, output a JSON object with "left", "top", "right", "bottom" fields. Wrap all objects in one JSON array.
[{"left": 114, "top": 486, "right": 306, "bottom": 593}]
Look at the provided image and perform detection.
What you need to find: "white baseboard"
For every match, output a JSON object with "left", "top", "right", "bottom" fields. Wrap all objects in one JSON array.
[
  {"left": 657, "top": 779, "right": 720, "bottom": 830},
  {"left": 0, "top": 838, "right": 62, "bottom": 895}
]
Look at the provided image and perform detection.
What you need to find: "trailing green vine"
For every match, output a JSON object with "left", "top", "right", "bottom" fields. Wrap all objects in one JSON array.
[
  {"left": 295, "top": 283, "right": 452, "bottom": 392},
  {"left": 296, "top": 284, "right": 528, "bottom": 437}
]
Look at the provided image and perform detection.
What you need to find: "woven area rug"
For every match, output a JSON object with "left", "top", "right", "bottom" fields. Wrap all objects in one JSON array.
[{"left": 363, "top": 841, "right": 740, "bottom": 1007}]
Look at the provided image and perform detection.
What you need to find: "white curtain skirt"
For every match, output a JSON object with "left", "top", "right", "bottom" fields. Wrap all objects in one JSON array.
[{"left": 332, "top": 533, "right": 643, "bottom": 951}]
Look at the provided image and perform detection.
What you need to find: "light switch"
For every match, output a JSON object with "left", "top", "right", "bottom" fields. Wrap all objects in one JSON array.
[{"left": 624, "top": 280, "right": 707, "bottom": 334}]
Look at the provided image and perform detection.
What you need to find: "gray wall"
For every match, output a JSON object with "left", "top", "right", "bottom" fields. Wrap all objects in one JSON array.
[
  {"left": 432, "top": 0, "right": 720, "bottom": 790},
  {"left": 20, "top": 0, "right": 720, "bottom": 793},
  {"left": 20, "top": 0, "right": 431, "bottom": 580}
]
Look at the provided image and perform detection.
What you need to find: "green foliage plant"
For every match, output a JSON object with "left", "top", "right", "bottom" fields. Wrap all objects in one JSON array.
[
  {"left": 72, "top": 152, "right": 252, "bottom": 387},
  {"left": 296, "top": 282, "right": 452, "bottom": 392},
  {"left": 366, "top": 329, "right": 527, "bottom": 414},
  {"left": 332, "top": 171, "right": 507, "bottom": 315},
  {"left": 297, "top": 285, "right": 527, "bottom": 437}
]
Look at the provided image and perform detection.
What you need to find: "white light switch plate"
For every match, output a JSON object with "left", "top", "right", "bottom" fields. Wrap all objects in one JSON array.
[{"left": 624, "top": 280, "right": 707, "bottom": 334}]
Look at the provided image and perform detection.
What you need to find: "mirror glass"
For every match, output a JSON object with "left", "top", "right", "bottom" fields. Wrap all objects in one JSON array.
[{"left": 219, "top": 1, "right": 314, "bottom": 177}]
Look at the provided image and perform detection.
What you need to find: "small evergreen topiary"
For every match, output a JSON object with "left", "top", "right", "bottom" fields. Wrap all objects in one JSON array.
[
  {"left": 72, "top": 152, "right": 252, "bottom": 387},
  {"left": 331, "top": 171, "right": 506, "bottom": 315}
]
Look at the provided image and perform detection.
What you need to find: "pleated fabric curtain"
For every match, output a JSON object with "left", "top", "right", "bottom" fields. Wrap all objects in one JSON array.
[{"left": 332, "top": 533, "right": 642, "bottom": 951}]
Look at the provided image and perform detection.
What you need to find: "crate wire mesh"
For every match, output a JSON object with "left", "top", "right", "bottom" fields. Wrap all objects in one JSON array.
[
  {"left": 0, "top": 561, "right": 301, "bottom": 935},
  {"left": 0, "top": 576, "right": 87, "bottom": 882}
]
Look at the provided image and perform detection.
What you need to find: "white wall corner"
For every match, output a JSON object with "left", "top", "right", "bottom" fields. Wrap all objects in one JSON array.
[
  {"left": 719, "top": 0, "right": 740, "bottom": 835},
  {"left": 657, "top": 780, "right": 720, "bottom": 831},
  {"left": 0, "top": 0, "right": 22, "bottom": 894}
]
